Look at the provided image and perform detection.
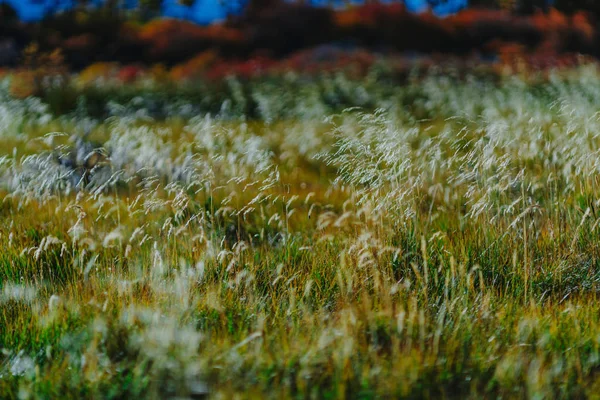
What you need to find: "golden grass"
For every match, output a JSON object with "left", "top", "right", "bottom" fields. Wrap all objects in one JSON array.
[{"left": 3, "top": 67, "right": 600, "bottom": 398}]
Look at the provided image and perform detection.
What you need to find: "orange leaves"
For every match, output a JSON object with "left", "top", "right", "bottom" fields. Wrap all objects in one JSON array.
[
  {"left": 138, "top": 19, "right": 244, "bottom": 49},
  {"left": 332, "top": 4, "right": 596, "bottom": 60},
  {"left": 170, "top": 50, "right": 218, "bottom": 80},
  {"left": 78, "top": 62, "right": 119, "bottom": 84},
  {"left": 79, "top": 62, "right": 148, "bottom": 85}
]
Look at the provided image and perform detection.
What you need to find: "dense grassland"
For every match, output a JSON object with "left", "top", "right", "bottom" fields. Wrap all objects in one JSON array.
[{"left": 5, "top": 66, "right": 600, "bottom": 398}]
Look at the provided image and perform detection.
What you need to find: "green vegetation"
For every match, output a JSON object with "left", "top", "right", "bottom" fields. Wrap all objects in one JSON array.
[{"left": 3, "top": 66, "right": 600, "bottom": 398}]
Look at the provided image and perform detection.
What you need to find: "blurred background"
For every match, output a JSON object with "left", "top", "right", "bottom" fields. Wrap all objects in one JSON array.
[{"left": 0, "top": 0, "right": 597, "bottom": 93}]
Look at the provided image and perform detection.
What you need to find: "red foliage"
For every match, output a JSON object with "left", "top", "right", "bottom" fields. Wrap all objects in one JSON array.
[
  {"left": 118, "top": 65, "right": 144, "bottom": 83},
  {"left": 332, "top": 4, "right": 597, "bottom": 58},
  {"left": 205, "top": 56, "right": 276, "bottom": 80},
  {"left": 281, "top": 46, "right": 376, "bottom": 76},
  {"left": 7, "top": 3, "right": 600, "bottom": 73},
  {"left": 335, "top": 3, "right": 407, "bottom": 28}
]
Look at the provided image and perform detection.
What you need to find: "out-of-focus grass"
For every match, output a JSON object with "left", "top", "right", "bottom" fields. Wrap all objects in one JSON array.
[{"left": 4, "top": 66, "right": 600, "bottom": 398}]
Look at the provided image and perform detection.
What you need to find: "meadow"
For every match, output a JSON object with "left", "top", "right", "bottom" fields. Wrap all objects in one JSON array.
[{"left": 3, "top": 65, "right": 600, "bottom": 398}]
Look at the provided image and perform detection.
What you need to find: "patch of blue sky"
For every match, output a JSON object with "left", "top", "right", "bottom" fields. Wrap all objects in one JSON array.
[{"left": 2, "top": 0, "right": 470, "bottom": 23}]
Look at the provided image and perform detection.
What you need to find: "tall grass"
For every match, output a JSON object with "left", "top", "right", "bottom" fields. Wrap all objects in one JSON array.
[{"left": 3, "top": 65, "right": 600, "bottom": 398}]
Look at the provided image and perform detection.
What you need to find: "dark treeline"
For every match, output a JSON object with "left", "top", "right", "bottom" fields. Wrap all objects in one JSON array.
[{"left": 0, "top": 0, "right": 599, "bottom": 69}]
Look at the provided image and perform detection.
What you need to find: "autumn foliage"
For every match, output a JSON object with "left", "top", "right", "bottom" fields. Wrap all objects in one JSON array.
[{"left": 3, "top": 3, "right": 600, "bottom": 79}]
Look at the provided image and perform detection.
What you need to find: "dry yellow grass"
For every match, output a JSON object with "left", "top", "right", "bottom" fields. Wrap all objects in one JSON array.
[{"left": 3, "top": 66, "right": 600, "bottom": 398}]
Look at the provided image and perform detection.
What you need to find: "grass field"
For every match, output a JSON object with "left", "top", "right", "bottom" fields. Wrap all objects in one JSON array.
[{"left": 4, "top": 66, "right": 600, "bottom": 398}]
